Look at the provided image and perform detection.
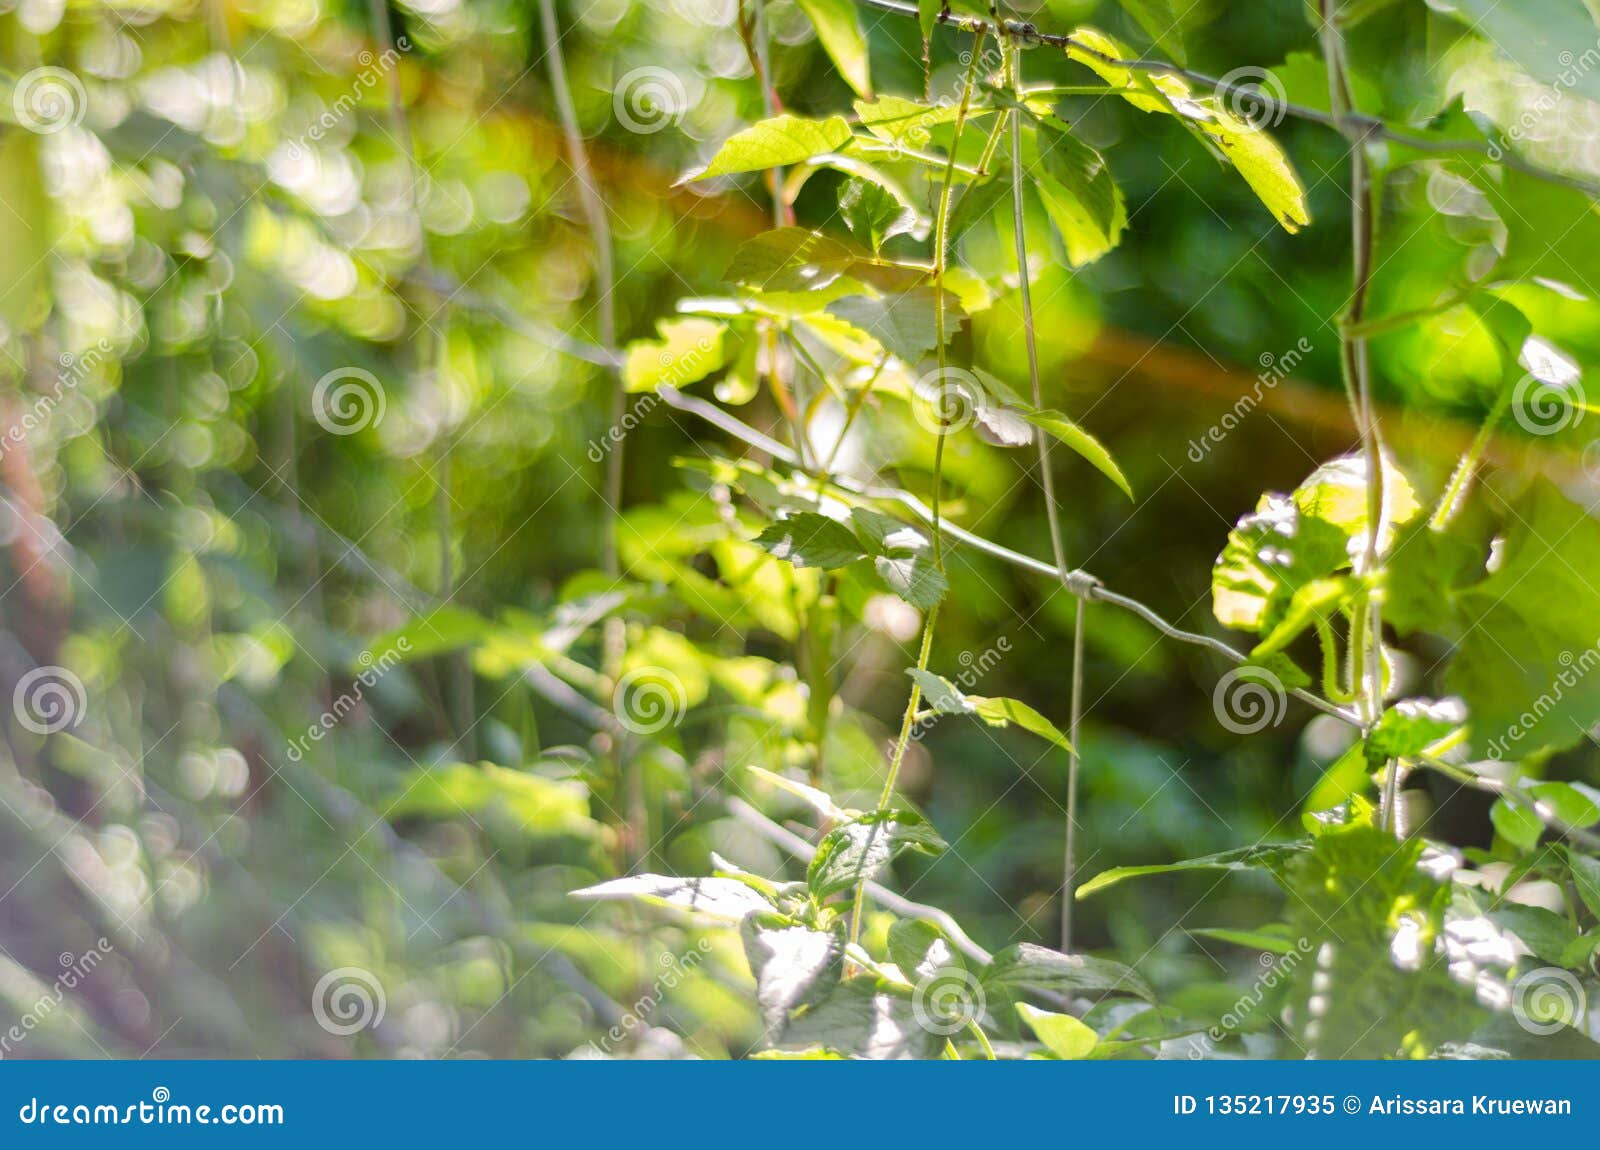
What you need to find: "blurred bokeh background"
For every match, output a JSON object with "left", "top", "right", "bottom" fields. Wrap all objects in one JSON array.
[{"left": 1, "top": 0, "right": 1598, "bottom": 1057}]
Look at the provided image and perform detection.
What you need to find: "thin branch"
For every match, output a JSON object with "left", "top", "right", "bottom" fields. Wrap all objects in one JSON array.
[
  {"left": 1062, "top": 596, "right": 1084, "bottom": 953},
  {"left": 852, "top": 0, "right": 1600, "bottom": 199}
]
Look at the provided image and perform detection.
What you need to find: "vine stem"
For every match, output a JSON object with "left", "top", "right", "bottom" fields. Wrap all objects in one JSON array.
[
  {"left": 1319, "top": 1, "right": 1396, "bottom": 836},
  {"left": 846, "top": 29, "right": 987, "bottom": 953},
  {"left": 1004, "top": 36, "right": 1082, "bottom": 952},
  {"left": 537, "top": 0, "right": 641, "bottom": 860}
]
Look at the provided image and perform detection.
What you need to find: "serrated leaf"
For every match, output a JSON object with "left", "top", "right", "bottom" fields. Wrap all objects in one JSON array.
[
  {"left": 1197, "top": 111, "right": 1310, "bottom": 233},
  {"left": 873, "top": 554, "right": 947, "bottom": 610},
  {"left": 838, "top": 176, "right": 918, "bottom": 252},
  {"left": 1027, "top": 124, "right": 1126, "bottom": 267},
  {"left": 685, "top": 114, "right": 853, "bottom": 181},
  {"left": 621, "top": 317, "right": 727, "bottom": 393},
  {"left": 1025, "top": 410, "right": 1133, "bottom": 499},
  {"left": 1368, "top": 698, "right": 1466, "bottom": 760},
  {"left": 887, "top": 919, "right": 960, "bottom": 981},
  {"left": 742, "top": 918, "right": 844, "bottom": 1032},
  {"left": 1016, "top": 1003, "right": 1099, "bottom": 1058},
  {"left": 906, "top": 669, "right": 1071, "bottom": 751},
  {"left": 983, "top": 943, "right": 1153, "bottom": 1002},
  {"left": 826, "top": 287, "right": 962, "bottom": 363},
  {"left": 755, "top": 512, "right": 868, "bottom": 570},
  {"left": 806, "top": 810, "right": 946, "bottom": 897},
  {"left": 796, "top": 0, "right": 871, "bottom": 98},
  {"left": 778, "top": 978, "right": 941, "bottom": 1058}
]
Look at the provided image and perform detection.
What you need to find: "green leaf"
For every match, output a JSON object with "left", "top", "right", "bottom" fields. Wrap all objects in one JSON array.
[
  {"left": 983, "top": 943, "right": 1154, "bottom": 1002},
  {"left": 1016, "top": 1003, "right": 1099, "bottom": 1058},
  {"left": 778, "top": 978, "right": 942, "bottom": 1058},
  {"left": 1276, "top": 823, "right": 1476, "bottom": 1058},
  {"left": 571, "top": 873, "right": 775, "bottom": 923},
  {"left": 795, "top": 0, "right": 871, "bottom": 98},
  {"left": 873, "top": 554, "right": 947, "bottom": 610},
  {"left": 854, "top": 94, "right": 991, "bottom": 148},
  {"left": 1115, "top": 0, "right": 1186, "bottom": 62},
  {"left": 826, "top": 287, "right": 963, "bottom": 364},
  {"left": 364, "top": 605, "right": 491, "bottom": 663},
  {"left": 1532, "top": 782, "right": 1600, "bottom": 829},
  {"left": 1569, "top": 850, "right": 1600, "bottom": 919},
  {"left": 741, "top": 917, "right": 844, "bottom": 1032},
  {"left": 621, "top": 317, "right": 727, "bottom": 393},
  {"left": 1449, "top": 484, "right": 1600, "bottom": 759},
  {"left": 725, "top": 227, "right": 918, "bottom": 294},
  {"left": 1491, "top": 795, "right": 1545, "bottom": 853},
  {"left": 1189, "top": 926, "right": 1305, "bottom": 955},
  {"left": 887, "top": 919, "right": 961, "bottom": 981},
  {"left": 906, "top": 669, "right": 1072, "bottom": 751},
  {"left": 1488, "top": 904, "right": 1580, "bottom": 966},
  {"left": 806, "top": 810, "right": 946, "bottom": 897},
  {"left": 684, "top": 114, "right": 853, "bottom": 181},
  {"left": 1025, "top": 410, "right": 1133, "bottom": 499},
  {"left": 1367, "top": 698, "right": 1467, "bottom": 760},
  {"left": 1077, "top": 843, "right": 1308, "bottom": 898},
  {"left": 754, "top": 512, "right": 868, "bottom": 569},
  {"left": 1026, "top": 124, "right": 1126, "bottom": 267},
  {"left": 837, "top": 176, "right": 919, "bottom": 252}
]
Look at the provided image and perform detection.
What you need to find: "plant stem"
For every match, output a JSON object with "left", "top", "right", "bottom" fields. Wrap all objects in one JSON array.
[
  {"left": 1061, "top": 596, "right": 1084, "bottom": 952},
  {"left": 1319, "top": 0, "right": 1396, "bottom": 835},
  {"left": 846, "top": 29, "right": 986, "bottom": 952}
]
